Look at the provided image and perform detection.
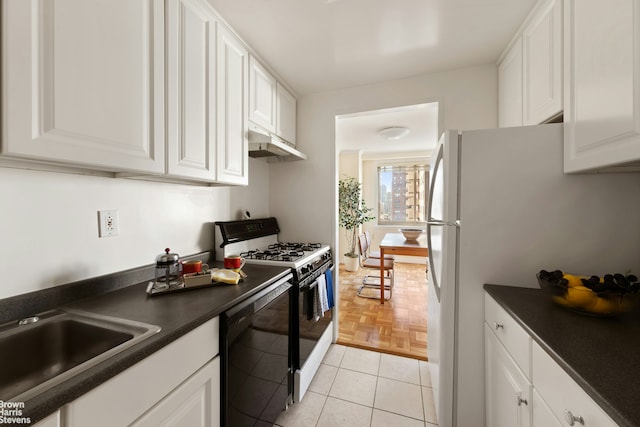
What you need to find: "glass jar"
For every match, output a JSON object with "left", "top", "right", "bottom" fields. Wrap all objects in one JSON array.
[{"left": 154, "top": 248, "right": 183, "bottom": 288}]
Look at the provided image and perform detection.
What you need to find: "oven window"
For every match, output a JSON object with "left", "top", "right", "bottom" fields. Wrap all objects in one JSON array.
[{"left": 298, "top": 284, "right": 332, "bottom": 369}]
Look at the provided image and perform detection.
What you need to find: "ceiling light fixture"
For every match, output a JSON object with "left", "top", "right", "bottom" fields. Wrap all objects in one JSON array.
[{"left": 378, "top": 126, "right": 411, "bottom": 140}]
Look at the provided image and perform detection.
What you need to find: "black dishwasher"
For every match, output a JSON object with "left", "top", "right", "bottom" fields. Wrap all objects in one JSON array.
[{"left": 220, "top": 273, "right": 293, "bottom": 427}]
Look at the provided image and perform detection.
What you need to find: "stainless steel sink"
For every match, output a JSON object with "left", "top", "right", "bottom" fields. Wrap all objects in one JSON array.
[{"left": 0, "top": 309, "right": 161, "bottom": 401}]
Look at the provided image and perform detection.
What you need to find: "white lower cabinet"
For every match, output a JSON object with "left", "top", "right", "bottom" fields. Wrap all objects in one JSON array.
[
  {"left": 485, "top": 323, "right": 531, "bottom": 427},
  {"left": 32, "top": 411, "right": 61, "bottom": 427},
  {"left": 485, "top": 293, "right": 617, "bottom": 427},
  {"left": 131, "top": 357, "right": 220, "bottom": 427},
  {"left": 65, "top": 317, "right": 220, "bottom": 427},
  {"left": 532, "top": 389, "right": 562, "bottom": 427}
]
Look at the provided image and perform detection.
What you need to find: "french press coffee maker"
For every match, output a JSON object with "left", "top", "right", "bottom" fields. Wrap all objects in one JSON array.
[{"left": 154, "top": 248, "right": 183, "bottom": 289}]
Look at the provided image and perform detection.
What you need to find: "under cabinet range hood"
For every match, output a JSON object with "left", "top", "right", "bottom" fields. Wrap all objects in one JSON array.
[{"left": 248, "top": 124, "right": 307, "bottom": 161}]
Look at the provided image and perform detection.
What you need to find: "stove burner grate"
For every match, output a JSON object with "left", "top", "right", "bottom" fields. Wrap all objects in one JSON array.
[
  {"left": 240, "top": 248, "right": 306, "bottom": 262},
  {"left": 268, "top": 242, "right": 322, "bottom": 252}
]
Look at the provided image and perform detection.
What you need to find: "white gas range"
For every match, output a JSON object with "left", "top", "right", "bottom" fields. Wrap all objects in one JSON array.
[
  {"left": 215, "top": 218, "right": 332, "bottom": 284},
  {"left": 214, "top": 217, "right": 334, "bottom": 403}
]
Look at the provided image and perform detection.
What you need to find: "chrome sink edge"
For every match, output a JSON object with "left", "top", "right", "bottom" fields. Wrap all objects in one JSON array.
[{"left": 2, "top": 309, "right": 162, "bottom": 402}]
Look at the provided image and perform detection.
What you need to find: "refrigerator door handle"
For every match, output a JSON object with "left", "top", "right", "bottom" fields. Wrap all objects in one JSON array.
[
  {"left": 426, "top": 223, "right": 441, "bottom": 301},
  {"left": 427, "top": 219, "right": 461, "bottom": 227}
]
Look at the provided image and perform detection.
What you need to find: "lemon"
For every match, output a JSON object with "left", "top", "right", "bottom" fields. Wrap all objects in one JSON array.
[
  {"left": 564, "top": 286, "right": 597, "bottom": 308},
  {"left": 552, "top": 295, "right": 571, "bottom": 307},
  {"left": 563, "top": 273, "right": 587, "bottom": 288},
  {"left": 588, "top": 297, "right": 618, "bottom": 314}
]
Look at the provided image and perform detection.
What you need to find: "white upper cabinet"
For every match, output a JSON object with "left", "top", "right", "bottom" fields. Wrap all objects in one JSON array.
[
  {"left": 498, "top": 40, "right": 524, "bottom": 128},
  {"left": 216, "top": 23, "right": 249, "bottom": 185},
  {"left": 276, "top": 82, "right": 297, "bottom": 146},
  {"left": 248, "top": 56, "right": 298, "bottom": 146},
  {"left": 1, "top": 0, "right": 165, "bottom": 173},
  {"left": 166, "top": 0, "right": 217, "bottom": 181},
  {"left": 249, "top": 55, "right": 276, "bottom": 133},
  {"left": 523, "top": 0, "right": 562, "bottom": 125},
  {"left": 564, "top": 0, "right": 640, "bottom": 172},
  {"left": 498, "top": 0, "right": 562, "bottom": 128}
]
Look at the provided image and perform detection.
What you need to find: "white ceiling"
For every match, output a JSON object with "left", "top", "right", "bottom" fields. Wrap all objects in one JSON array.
[
  {"left": 206, "top": 0, "right": 536, "bottom": 154},
  {"left": 206, "top": 0, "right": 537, "bottom": 96},
  {"left": 336, "top": 103, "right": 439, "bottom": 156}
]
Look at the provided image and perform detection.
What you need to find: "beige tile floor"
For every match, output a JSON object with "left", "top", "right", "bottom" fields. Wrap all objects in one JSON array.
[{"left": 275, "top": 344, "right": 439, "bottom": 427}]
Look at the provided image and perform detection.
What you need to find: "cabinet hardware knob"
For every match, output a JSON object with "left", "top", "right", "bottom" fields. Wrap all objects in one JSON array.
[
  {"left": 516, "top": 393, "right": 528, "bottom": 406},
  {"left": 564, "top": 409, "right": 584, "bottom": 426},
  {"left": 493, "top": 322, "right": 504, "bottom": 330}
]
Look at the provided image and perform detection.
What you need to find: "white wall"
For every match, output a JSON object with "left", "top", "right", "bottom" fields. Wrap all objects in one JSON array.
[
  {"left": 229, "top": 157, "right": 271, "bottom": 221},
  {"left": 0, "top": 158, "right": 269, "bottom": 300},
  {"left": 268, "top": 64, "right": 498, "bottom": 257}
]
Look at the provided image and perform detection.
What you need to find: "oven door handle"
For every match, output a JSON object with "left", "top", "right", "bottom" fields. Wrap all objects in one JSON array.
[
  {"left": 224, "top": 273, "right": 293, "bottom": 318},
  {"left": 305, "top": 280, "right": 318, "bottom": 291}
]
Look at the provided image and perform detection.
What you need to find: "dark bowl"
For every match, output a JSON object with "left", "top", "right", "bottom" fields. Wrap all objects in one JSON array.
[{"left": 537, "top": 272, "right": 640, "bottom": 317}]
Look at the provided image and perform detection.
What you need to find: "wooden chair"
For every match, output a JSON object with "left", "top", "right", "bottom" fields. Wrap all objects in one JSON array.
[{"left": 357, "top": 233, "right": 394, "bottom": 300}]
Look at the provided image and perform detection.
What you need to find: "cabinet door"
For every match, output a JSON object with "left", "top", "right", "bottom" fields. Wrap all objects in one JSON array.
[
  {"left": 532, "top": 389, "right": 562, "bottom": 427},
  {"left": 498, "top": 40, "right": 524, "bottom": 128},
  {"left": 216, "top": 24, "right": 249, "bottom": 185},
  {"left": 564, "top": 0, "right": 640, "bottom": 172},
  {"left": 523, "top": 0, "right": 562, "bottom": 125},
  {"left": 166, "top": 0, "right": 217, "bottom": 181},
  {"left": 32, "top": 411, "right": 60, "bottom": 427},
  {"left": 131, "top": 357, "right": 220, "bottom": 427},
  {"left": 249, "top": 56, "right": 276, "bottom": 132},
  {"left": 1, "top": 0, "right": 164, "bottom": 173},
  {"left": 485, "top": 324, "right": 531, "bottom": 427},
  {"left": 276, "top": 82, "right": 297, "bottom": 146}
]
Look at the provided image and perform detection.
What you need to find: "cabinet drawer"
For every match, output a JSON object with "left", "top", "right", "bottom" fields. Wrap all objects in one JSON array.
[
  {"left": 485, "top": 294, "right": 531, "bottom": 378},
  {"left": 532, "top": 341, "right": 617, "bottom": 427}
]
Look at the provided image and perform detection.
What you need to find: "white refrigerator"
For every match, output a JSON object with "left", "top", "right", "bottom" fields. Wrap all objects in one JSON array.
[{"left": 426, "top": 123, "right": 640, "bottom": 427}]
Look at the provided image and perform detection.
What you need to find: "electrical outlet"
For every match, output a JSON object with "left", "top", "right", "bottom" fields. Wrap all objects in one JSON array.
[{"left": 98, "top": 210, "right": 119, "bottom": 237}]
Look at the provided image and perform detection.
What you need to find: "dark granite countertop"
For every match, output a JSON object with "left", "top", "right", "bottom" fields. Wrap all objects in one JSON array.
[
  {"left": 485, "top": 284, "right": 640, "bottom": 427},
  {"left": 4, "top": 258, "right": 291, "bottom": 425}
]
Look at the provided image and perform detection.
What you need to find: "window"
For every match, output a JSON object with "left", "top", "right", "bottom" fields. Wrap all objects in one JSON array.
[{"left": 378, "top": 164, "right": 429, "bottom": 225}]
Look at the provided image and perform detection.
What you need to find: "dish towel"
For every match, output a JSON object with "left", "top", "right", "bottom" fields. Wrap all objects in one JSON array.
[
  {"left": 318, "top": 274, "right": 329, "bottom": 313},
  {"left": 325, "top": 269, "right": 334, "bottom": 308},
  {"left": 313, "top": 280, "right": 322, "bottom": 321}
]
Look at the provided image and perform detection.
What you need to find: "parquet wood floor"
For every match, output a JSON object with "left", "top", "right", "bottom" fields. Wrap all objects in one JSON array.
[{"left": 337, "top": 262, "right": 428, "bottom": 361}]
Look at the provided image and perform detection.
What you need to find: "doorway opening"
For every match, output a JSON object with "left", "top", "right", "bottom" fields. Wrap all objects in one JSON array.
[{"left": 335, "top": 102, "right": 439, "bottom": 361}]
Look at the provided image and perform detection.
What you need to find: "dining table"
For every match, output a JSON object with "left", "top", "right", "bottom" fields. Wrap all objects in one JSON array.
[{"left": 379, "top": 232, "right": 429, "bottom": 304}]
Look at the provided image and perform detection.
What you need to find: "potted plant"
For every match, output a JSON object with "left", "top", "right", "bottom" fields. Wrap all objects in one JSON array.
[{"left": 339, "top": 177, "right": 375, "bottom": 271}]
